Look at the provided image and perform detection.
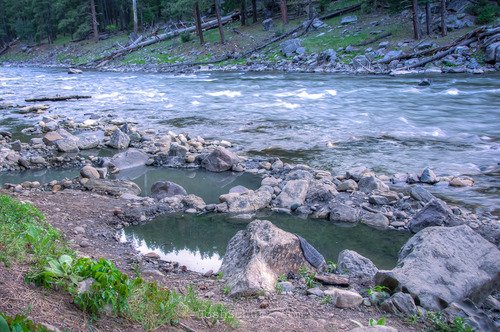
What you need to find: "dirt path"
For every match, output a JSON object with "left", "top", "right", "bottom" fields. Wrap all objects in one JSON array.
[{"left": 0, "top": 189, "right": 425, "bottom": 331}]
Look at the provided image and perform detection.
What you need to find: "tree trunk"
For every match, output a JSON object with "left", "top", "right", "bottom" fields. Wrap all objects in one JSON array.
[
  {"left": 307, "top": 0, "right": 314, "bottom": 20},
  {"left": 241, "top": 0, "right": 246, "bottom": 26},
  {"left": 441, "top": 0, "right": 447, "bottom": 36},
  {"left": 194, "top": 1, "right": 204, "bottom": 44},
  {"left": 132, "top": 0, "right": 138, "bottom": 34},
  {"left": 90, "top": 0, "right": 99, "bottom": 40},
  {"left": 252, "top": 0, "right": 257, "bottom": 23},
  {"left": 425, "top": 2, "right": 431, "bottom": 35},
  {"left": 214, "top": 0, "right": 225, "bottom": 44},
  {"left": 280, "top": 0, "right": 289, "bottom": 25},
  {"left": 412, "top": 0, "right": 421, "bottom": 40}
]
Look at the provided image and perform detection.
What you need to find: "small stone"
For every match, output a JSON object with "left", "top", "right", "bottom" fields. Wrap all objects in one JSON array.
[
  {"left": 419, "top": 167, "right": 438, "bottom": 184},
  {"left": 185, "top": 154, "right": 196, "bottom": 163},
  {"left": 307, "top": 287, "right": 324, "bottom": 297},
  {"left": 80, "top": 165, "right": 100, "bottom": 179},
  {"left": 74, "top": 226, "right": 85, "bottom": 234},
  {"left": 144, "top": 252, "right": 160, "bottom": 259},
  {"left": 79, "top": 239, "right": 91, "bottom": 248},
  {"left": 323, "top": 288, "right": 363, "bottom": 308},
  {"left": 449, "top": 176, "right": 474, "bottom": 187},
  {"left": 203, "top": 270, "right": 213, "bottom": 277}
]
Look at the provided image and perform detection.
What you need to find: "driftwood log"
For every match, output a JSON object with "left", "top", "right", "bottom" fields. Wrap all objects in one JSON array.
[
  {"left": 25, "top": 95, "right": 92, "bottom": 102},
  {"left": 354, "top": 32, "right": 392, "bottom": 47}
]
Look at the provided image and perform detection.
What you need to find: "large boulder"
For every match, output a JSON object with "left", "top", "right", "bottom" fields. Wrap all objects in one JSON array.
[
  {"left": 305, "top": 180, "right": 338, "bottom": 204},
  {"left": 329, "top": 203, "right": 360, "bottom": 223},
  {"left": 219, "top": 188, "right": 272, "bottom": 213},
  {"left": 341, "top": 15, "right": 357, "bottom": 25},
  {"left": 201, "top": 147, "right": 240, "bottom": 172},
  {"left": 408, "top": 199, "right": 460, "bottom": 233},
  {"left": 375, "top": 225, "right": 500, "bottom": 311},
  {"left": 109, "top": 148, "right": 149, "bottom": 171},
  {"left": 82, "top": 178, "right": 141, "bottom": 196},
  {"left": 280, "top": 38, "right": 302, "bottom": 57},
  {"left": 275, "top": 180, "right": 310, "bottom": 209},
  {"left": 220, "top": 220, "right": 313, "bottom": 296},
  {"left": 151, "top": 181, "right": 187, "bottom": 200},
  {"left": 338, "top": 249, "right": 378, "bottom": 283}
]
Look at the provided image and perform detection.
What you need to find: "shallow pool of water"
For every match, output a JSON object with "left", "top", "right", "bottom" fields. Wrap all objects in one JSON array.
[{"left": 124, "top": 212, "right": 410, "bottom": 274}]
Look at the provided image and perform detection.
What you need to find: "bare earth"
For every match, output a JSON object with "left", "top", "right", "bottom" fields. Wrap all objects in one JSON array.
[{"left": 0, "top": 189, "right": 425, "bottom": 331}]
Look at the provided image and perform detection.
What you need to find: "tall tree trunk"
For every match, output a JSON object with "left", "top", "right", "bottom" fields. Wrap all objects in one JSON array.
[
  {"left": 90, "top": 0, "right": 99, "bottom": 40},
  {"left": 280, "top": 0, "right": 288, "bottom": 25},
  {"left": 241, "top": 0, "right": 246, "bottom": 26},
  {"left": 252, "top": 0, "right": 257, "bottom": 23},
  {"left": 307, "top": 0, "right": 314, "bottom": 19},
  {"left": 132, "top": 0, "right": 138, "bottom": 34},
  {"left": 194, "top": 1, "right": 204, "bottom": 44},
  {"left": 412, "top": 0, "right": 421, "bottom": 40},
  {"left": 214, "top": 0, "right": 225, "bottom": 44},
  {"left": 425, "top": 2, "right": 431, "bottom": 35},
  {"left": 441, "top": 0, "right": 447, "bottom": 36}
]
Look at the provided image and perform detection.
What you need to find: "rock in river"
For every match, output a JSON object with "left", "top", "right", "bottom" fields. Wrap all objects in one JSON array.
[
  {"left": 109, "top": 148, "right": 149, "bottom": 171},
  {"left": 220, "top": 220, "right": 313, "bottom": 296},
  {"left": 219, "top": 188, "right": 272, "bottom": 213},
  {"left": 83, "top": 178, "right": 141, "bottom": 196},
  {"left": 107, "top": 128, "right": 130, "bottom": 149},
  {"left": 408, "top": 199, "right": 460, "bottom": 233},
  {"left": 275, "top": 180, "right": 309, "bottom": 209},
  {"left": 151, "top": 181, "right": 187, "bottom": 200},
  {"left": 375, "top": 225, "right": 500, "bottom": 311},
  {"left": 201, "top": 147, "right": 240, "bottom": 172}
]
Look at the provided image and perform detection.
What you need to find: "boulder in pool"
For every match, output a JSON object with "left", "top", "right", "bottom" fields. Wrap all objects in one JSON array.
[
  {"left": 109, "top": 148, "right": 149, "bottom": 171},
  {"left": 151, "top": 181, "right": 188, "bottom": 201},
  {"left": 201, "top": 147, "right": 240, "bottom": 172}
]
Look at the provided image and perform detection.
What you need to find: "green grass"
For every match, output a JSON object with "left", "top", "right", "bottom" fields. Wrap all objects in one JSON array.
[
  {"left": 53, "top": 35, "right": 72, "bottom": 46},
  {"left": 0, "top": 195, "right": 70, "bottom": 268},
  {"left": 0, "top": 195, "right": 238, "bottom": 330}
]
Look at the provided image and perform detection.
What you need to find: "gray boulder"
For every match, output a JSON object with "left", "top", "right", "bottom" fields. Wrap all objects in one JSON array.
[
  {"left": 109, "top": 148, "right": 149, "bottom": 171},
  {"left": 107, "top": 129, "right": 130, "bottom": 149},
  {"left": 201, "top": 147, "right": 240, "bottom": 172},
  {"left": 352, "top": 55, "right": 371, "bottom": 70},
  {"left": 375, "top": 225, "right": 500, "bottom": 311},
  {"left": 338, "top": 249, "right": 378, "bottom": 283},
  {"left": 337, "top": 179, "right": 358, "bottom": 192},
  {"left": 219, "top": 189, "right": 272, "bottom": 213},
  {"left": 485, "top": 42, "right": 500, "bottom": 64},
  {"left": 275, "top": 180, "right": 310, "bottom": 209},
  {"left": 77, "top": 135, "right": 100, "bottom": 150},
  {"left": 408, "top": 199, "right": 459, "bottom": 233},
  {"left": 262, "top": 18, "right": 273, "bottom": 31},
  {"left": 317, "top": 49, "right": 337, "bottom": 64},
  {"left": 341, "top": 15, "right": 357, "bottom": 25},
  {"left": 280, "top": 38, "right": 302, "bottom": 57},
  {"left": 305, "top": 180, "right": 338, "bottom": 204},
  {"left": 381, "top": 292, "right": 417, "bottom": 316},
  {"left": 382, "top": 50, "right": 403, "bottom": 63},
  {"left": 410, "top": 185, "right": 435, "bottom": 203},
  {"left": 358, "top": 176, "right": 389, "bottom": 193},
  {"left": 151, "top": 181, "right": 187, "bottom": 200},
  {"left": 55, "top": 139, "right": 79, "bottom": 153},
  {"left": 419, "top": 167, "right": 438, "bottom": 184},
  {"left": 360, "top": 211, "right": 389, "bottom": 229},
  {"left": 80, "top": 165, "right": 100, "bottom": 179},
  {"left": 329, "top": 203, "right": 360, "bottom": 223},
  {"left": 220, "top": 220, "right": 313, "bottom": 296}
]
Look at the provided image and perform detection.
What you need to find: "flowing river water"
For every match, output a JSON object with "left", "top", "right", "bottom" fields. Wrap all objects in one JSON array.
[{"left": 1, "top": 66, "right": 499, "bottom": 271}]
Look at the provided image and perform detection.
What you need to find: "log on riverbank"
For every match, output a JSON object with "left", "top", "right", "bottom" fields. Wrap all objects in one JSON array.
[
  {"left": 25, "top": 95, "right": 92, "bottom": 102},
  {"left": 89, "top": 12, "right": 239, "bottom": 67}
]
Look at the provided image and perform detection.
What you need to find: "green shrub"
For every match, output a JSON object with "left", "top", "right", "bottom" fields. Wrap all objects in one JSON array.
[
  {"left": 0, "top": 312, "right": 53, "bottom": 332},
  {"left": 428, "top": 312, "right": 474, "bottom": 332},
  {"left": 180, "top": 32, "right": 192, "bottom": 43},
  {"left": 469, "top": 0, "right": 500, "bottom": 24}
]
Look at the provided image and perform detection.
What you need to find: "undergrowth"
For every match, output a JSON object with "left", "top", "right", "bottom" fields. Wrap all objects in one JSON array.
[{"left": 0, "top": 194, "right": 237, "bottom": 330}]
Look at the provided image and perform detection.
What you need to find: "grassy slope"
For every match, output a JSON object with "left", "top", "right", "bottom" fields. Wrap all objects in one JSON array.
[{"left": 0, "top": 0, "right": 485, "bottom": 67}]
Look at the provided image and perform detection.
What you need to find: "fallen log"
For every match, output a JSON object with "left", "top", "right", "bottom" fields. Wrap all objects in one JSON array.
[
  {"left": 0, "top": 37, "right": 20, "bottom": 56},
  {"left": 319, "top": 4, "right": 361, "bottom": 20},
  {"left": 25, "top": 95, "right": 92, "bottom": 102},
  {"left": 90, "top": 12, "right": 239, "bottom": 66},
  {"left": 354, "top": 32, "right": 392, "bottom": 47},
  {"left": 377, "top": 26, "right": 496, "bottom": 65}
]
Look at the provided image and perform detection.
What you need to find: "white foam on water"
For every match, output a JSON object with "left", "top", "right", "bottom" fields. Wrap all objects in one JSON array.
[
  {"left": 206, "top": 90, "right": 242, "bottom": 98},
  {"left": 326, "top": 89, "right": 337, "bottom": 96},
  {"left": 164, "top": 103, "right": 174, "bottom": 109},
  {"left": 402, "top": 87, "right": 421, "bottom": 93},
  {"left": 274, "top": 91, "right": 295, "bottom": 97},
  {"left": 120, "top": 76, "right": 138, "bottom": 80},
  {"left": 276, "top": 99, "right": 300, "bottom": 109},
  {"left": 62, "top": 86, "right": 74, "bottom": 90},
  {"left": 94, "top": 92, "right": 121, "bottom": 99},
  {"left": 398, "top": 117, "right": 409, "bottom": 124},
  {"left": 0, "top": 77, "right": 21, "bottom": 81},
  {"left": 445, "top": 88, "right": 459, "bottom": 95},
  {"left": 297, "top": 90, "right": 325, "bottom": 100},
  {"left": 191, "top": 100, "right": 201, "bottom": 106}
]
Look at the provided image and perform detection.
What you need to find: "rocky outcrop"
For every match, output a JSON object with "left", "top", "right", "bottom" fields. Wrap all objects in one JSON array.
[
  {"left": 358, "top": 176, "right": 389, "bottom": 193},
  {"left": 375, "top": 225, "right": 500, "bottom": 311},
  {"left": 201, "top": 147, "right": 240, "bottom": 172},
  {"left": 220, "top": 220, "right": 313, "bottom": 296}
]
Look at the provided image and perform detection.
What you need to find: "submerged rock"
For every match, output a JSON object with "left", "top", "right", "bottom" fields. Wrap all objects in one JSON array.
[
  {"left": 375, "top": 225, "right": 500, "bottom": 311},
  {"left": 109, "top": 148, "right": 149, "bottom": 171},
  {"left": 220, "top": 220, "right": 313, "bottom": 296},
  {"left": 151, "top": 181, "right": 187, "bottom": 200}
]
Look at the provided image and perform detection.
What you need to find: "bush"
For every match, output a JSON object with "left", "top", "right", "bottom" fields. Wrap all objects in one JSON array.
[
  {"left": 469, "top": 0, "right": 500, "bottom": 24},
  {"left": 0, "top": 312, "right": 53, "bottom": 332},
  {"left": 180, "top": 32, "right": 192, "bottom": 43}
]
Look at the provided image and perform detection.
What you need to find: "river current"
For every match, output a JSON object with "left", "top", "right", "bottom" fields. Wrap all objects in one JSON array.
[{"left": 1, "top": 66, "right": 499, "bottom": 215}]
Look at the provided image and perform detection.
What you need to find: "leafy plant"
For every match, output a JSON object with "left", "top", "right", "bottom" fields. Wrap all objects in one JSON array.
[
  {"left": 180, "top": 32, "right": 192, "bottom": 43},
  {"left": 427, "top": 312, "right": 474, "bottom": 332},
  {"left": 304, "top": 272, "right": 317, "bottom": 289},
  {"left": 216, "top": 271, "right": 224, "bottom": 281},
  {"left": 277, "top": 274, "right": 287, "bottom": 282},
  {"left": 222, "top": 285, "right": 231, "bottom": 295},
  {"left": 275, "top": 282, "right": 285, "bottom": 294},
  {"left": 299, "top": 265, "right": 310, "bottom": 278},
  {"left": 0, "top": 312, "right": 53, "bottom": 332},
  {"left": 321, "top": 295, "right": 333, "bottom": 305},
  {"left": 369, "top": 317, "right": 386, "bottom": 327},
  {"left": 325, "top": 260, "right": 337, "bottom": 273},
  {"left": 468, "top": 0, "right": 500, "bottom": 24},
  {"left": 367, "top": 285, "right": 390, "bottom": 305},
  {"left": 274, "top": 23, "right": 285, "bottom": 38}
]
